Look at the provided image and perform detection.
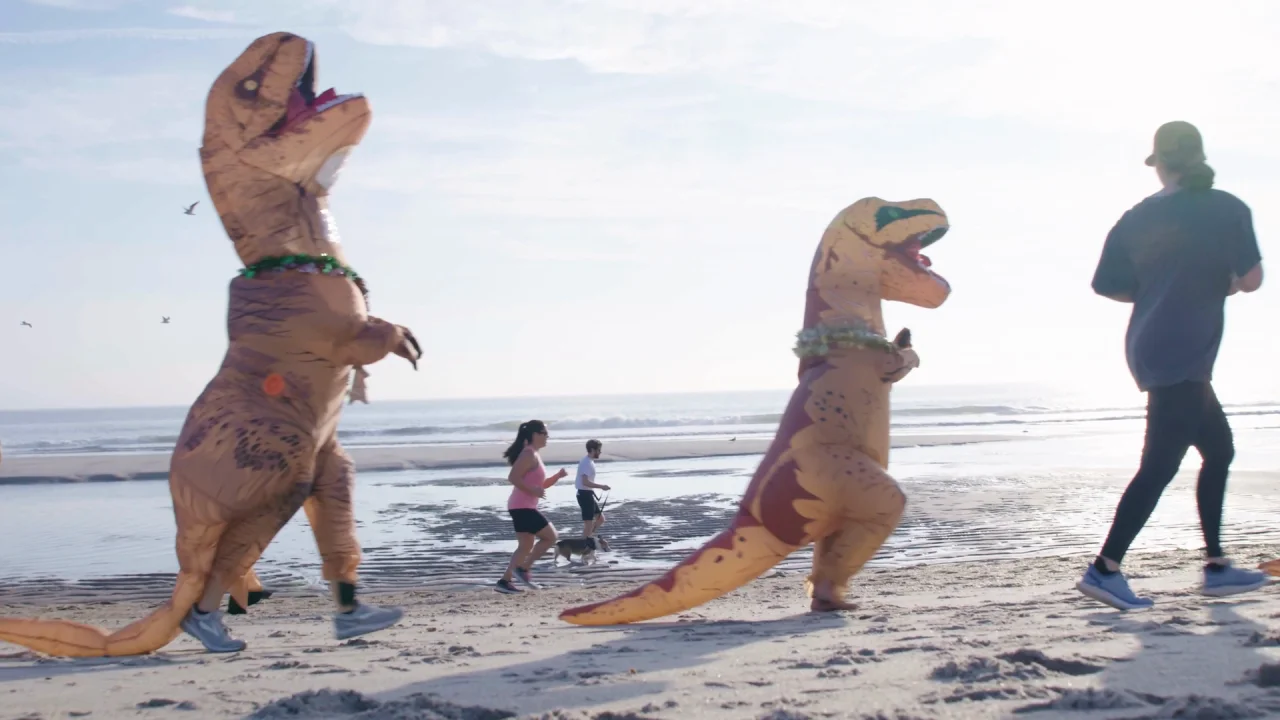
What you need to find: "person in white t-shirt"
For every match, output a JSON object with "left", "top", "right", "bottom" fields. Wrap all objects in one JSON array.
[{"left": 575, "top": 439, "right": 611, "bottom": 537}]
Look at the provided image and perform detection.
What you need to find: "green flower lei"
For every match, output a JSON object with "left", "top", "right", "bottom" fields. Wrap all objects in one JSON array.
[
  {"left": 793, "top": 322, "right": 897, "bottom": 358},
  {"left": 239, "top": 253, "right": 370, "bottom": 305}
]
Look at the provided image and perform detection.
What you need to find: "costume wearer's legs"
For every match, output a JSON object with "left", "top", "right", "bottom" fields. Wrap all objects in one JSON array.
[{"left": 306, "top": 443, "right": 405, "bottom": 640}]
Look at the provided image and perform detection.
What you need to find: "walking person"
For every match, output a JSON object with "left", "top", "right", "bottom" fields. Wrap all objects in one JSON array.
[
  {"left": 496, "top": 420, "right": 568, "bottom": 595},
  {"left": 1078, "top": 120, "right": 1268, "bottom": 610},
  {"left": 576, "top": 439, "right": 611, "bottom": 538}
]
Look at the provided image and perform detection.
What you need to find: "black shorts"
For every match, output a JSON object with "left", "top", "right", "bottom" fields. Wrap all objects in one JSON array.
[
  {"left": 576, "top": 490, "right": 601, "bottom": 521},
  {"left": 509, "top": 508, "right": 549, "bottom": 535}
]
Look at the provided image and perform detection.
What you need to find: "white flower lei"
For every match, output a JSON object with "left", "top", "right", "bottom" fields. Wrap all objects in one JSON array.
[{"left": 793, "top": 323, "right": 896, "bottom": 358}]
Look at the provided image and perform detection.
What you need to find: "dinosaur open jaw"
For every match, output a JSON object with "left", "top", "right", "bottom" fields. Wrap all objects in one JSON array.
[
  {"left": 271, "top": 42, "right": 364, "bottom": 135},
  {"left": 888, "top": 226, "right": 947, "bottom": 273}
]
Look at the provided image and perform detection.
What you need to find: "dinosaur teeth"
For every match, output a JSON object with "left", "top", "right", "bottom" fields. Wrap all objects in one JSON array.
[{"left": 316, "top": 93, "right": 363, "bottom": 113}]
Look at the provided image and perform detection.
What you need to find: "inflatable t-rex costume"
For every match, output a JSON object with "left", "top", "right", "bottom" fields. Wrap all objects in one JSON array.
[
  {"left": 0, "top": 32, "right": 420, "bottom": 657},
  {"left": 560, "top": 197, "right": 951, "bottom": 625}
]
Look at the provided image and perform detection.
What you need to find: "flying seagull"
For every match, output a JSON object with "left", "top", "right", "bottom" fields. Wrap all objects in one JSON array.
[
  {"left": 20, "top": 321, "right": 31, "bottom": 328},
  {"left": 183, "top": 201, "right": 199, "bottom": 215},
  {"left": 162, "top": 316, "right": 170, "bottom": 324}
]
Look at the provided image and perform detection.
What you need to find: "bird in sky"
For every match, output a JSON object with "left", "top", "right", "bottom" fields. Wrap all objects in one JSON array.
[
  {"left": 162, "top": 317, "right": 170, "bottom": 324},
  {"left": 183, "top": 202, "right": 198, "bottom": 215},
  {"left": 20, "top": 321, "right": 31, "bottom": 328}
]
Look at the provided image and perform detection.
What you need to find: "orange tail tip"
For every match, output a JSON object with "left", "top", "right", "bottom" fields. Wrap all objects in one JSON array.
[
  {"left": 1258, "top": 559, "right": 1280, "bottom": 577},
  {"left": 0, "top": 571, "right": 202, "bottom": 657},
  {"left": 0, "top": 608, "right": 186, "bottom": 658},
  {"left": 558, "top": 511, "right": 795, "bottom": 626},
  {"left": 0, "top": 618, "right": 113, "bottom": 658}
]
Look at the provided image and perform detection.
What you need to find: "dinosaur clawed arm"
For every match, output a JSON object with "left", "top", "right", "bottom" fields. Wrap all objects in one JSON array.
[{"left": 337, "top": 317, "right": 420, "bottom": 369}]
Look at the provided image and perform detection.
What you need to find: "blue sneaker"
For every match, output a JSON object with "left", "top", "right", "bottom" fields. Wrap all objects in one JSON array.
[
  {"left": 1201, "top": 562, "right": 1269, "bottom": 598},
  {"left": 1076, "top": 564, "right": 1154, "bottom": 610}
]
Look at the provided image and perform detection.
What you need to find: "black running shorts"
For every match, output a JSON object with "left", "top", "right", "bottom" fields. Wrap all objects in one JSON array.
[
  {"left": 509, "top": 508, "right": 550, "bottom": 535},
  {"left": 576, "top": 490, "right": 601, "bottom": 521}
]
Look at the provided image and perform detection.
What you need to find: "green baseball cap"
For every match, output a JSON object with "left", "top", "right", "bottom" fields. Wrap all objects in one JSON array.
[{"left": 1145, "top": 120, "right": 1205, "bottom": 168}]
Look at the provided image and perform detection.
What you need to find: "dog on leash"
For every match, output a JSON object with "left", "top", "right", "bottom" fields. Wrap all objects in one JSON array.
[{"left": 555, "top": 536, "right": 611, "bottom": 566}]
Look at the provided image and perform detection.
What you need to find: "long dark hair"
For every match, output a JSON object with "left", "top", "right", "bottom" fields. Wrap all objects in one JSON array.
[
  {"left": 503, "top": 419, "right": 547, "bottom": 465},
  {"left": 1176, "top": 161, "right": 1216, "bottom": 191}
]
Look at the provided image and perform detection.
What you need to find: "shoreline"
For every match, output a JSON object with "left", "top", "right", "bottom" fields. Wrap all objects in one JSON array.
[{"left": 0, "top": 432, "right": 1023, "bottom": 485}]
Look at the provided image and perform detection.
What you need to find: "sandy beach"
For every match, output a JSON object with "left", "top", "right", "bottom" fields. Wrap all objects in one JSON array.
[
  {"left": 6, "top": 415, "right": 1280, "bottom": 718},
  {"left": 0, "top": 433, "right": 1022, "bottom": 484},
  {"left": 4, "top": 545, "right": 1280, "bottom": 719}
]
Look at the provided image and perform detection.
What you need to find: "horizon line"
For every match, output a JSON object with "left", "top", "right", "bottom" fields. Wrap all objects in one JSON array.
[{"left": 0, "top": 381, "right": 1058, "bottom": 414}]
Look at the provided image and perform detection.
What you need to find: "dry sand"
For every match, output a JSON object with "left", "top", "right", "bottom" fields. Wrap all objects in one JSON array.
[
  {"left": 5, "top": 545, "right": 1280, "bottom": 719},
  {"left": 0, "top": 433, "right": 1021, "bottom": 484}
]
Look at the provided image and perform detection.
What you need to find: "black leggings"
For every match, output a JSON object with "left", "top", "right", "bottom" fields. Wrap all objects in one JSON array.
[{"left": 1099, "top": 381, "right": 1235, "bottom": 564}]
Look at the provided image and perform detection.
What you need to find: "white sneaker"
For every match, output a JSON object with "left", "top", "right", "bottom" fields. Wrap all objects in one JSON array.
[
  {"left": 334, "top": 603, "right": 404, "bottom": 640},
  {"left": 180, "top": 608, "right": 246, "bottom": 653}
]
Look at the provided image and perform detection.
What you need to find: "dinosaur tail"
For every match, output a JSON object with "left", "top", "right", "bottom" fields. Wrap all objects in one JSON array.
[
  {"left": 0, "top": 570, "right": 204, "bottom": 658},
  {"left": 558, "top": 509, "right": 796, "bottom": 626}
]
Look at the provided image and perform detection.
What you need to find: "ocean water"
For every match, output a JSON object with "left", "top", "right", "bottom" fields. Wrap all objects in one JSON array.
[
  {"left": 6, "top": 383, "right": 1280, "bottom": 459},
  {"left": 4, "top": 384, "right": 1280, "bottom": 595}
]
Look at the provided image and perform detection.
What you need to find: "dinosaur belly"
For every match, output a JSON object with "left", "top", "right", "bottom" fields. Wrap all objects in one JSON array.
[{"left": 790, "top": 351, "right": 891, "bottom": 465}]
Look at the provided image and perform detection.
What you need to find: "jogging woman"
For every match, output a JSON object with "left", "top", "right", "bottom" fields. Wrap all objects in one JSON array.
[{"left": 496, "top": 420, "right": 567, "bottom": 594}]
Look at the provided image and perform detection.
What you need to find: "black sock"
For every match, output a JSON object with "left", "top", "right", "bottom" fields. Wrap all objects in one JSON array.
[
  {"left": 1093, "top": 556, "right": 1117, "bottom": 575},
  {"left": 338, "top": 581, "right": 358, "bottom": 612},
  {"left": 1205, "top": 558, "right": 1229, "bottom": 572},
  {"left": 194, "top": 607, "right": 209, "bottom": 615}
]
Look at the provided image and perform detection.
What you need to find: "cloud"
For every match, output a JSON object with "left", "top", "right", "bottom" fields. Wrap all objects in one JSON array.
[
  {"left": 21, "top": 0, "right": 139, "bottom": 10},
  {"left": 0, "top": 71, "right": 199, "bottom": 151},
  {"left": 0, "top": 70, "right": 207, "bottom": 185},
  {"left": 166, "top": 5, "right": 237, "bottom": 23},
  {"left": 0, "top": 26, "right": 263, "bottom": 43},
  {"left": 318, "top": 0, "right": 1280, "bottom": 150}
]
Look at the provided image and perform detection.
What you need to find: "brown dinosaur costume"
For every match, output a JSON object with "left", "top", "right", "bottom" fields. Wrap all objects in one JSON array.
[
  {"left": 0, "top": 32, "right": 420, "bottom": 657},
  {"left": 559, "top": 197, "right": 950, "bottom": 625}
]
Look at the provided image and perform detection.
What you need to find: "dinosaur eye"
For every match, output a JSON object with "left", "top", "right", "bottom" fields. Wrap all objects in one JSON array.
[
  {"left": 874, "top": 205, "right": 907, "bottom": 230},
  {"left": 235, "top": 73, "right": 264, "bottom": 100}
]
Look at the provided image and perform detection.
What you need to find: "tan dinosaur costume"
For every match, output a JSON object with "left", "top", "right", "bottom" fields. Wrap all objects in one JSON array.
[
  {"left": 560, "top": 197, "right": 951, "bottom": 625},
  {"left": 0, "top": 31, "right": 420, "bottom": 657}
]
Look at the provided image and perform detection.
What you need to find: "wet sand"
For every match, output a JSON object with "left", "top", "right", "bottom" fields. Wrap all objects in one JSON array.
[
  {"left": 4, "top": 546, "right": 1280, "bottom": 719},
  {"left": 0, "top": 433, "right": 1021, "bottom": 484}
]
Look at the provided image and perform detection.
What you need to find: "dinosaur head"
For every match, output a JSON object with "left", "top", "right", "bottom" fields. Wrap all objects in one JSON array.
[
  {"left": 204, "top": 32, "right": 370, "bottom": 195},
  {"left": 201, "top": 32, "right": 371, "bottom": 266},
  {"left": 840, "top": 197, "right": 951, "bottom": 309}
]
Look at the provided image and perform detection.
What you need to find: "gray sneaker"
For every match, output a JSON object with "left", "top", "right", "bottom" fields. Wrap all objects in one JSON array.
[
  {"left": 180, "top": 608, "right": 246, "bottom": 653},
  {"left": 334, "top": 603, "right": 404, "bottom": 641},
  {"left": 1076, "top": 564, "right": 1155, "bottom": 611},
  {"left": 1202, "top": 562, "right": 1270, "bottom": 598}
]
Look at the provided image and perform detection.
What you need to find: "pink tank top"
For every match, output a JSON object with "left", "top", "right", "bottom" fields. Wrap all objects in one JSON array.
[{"left": 508, "top": 453, "right": 547, "bottom": 510}]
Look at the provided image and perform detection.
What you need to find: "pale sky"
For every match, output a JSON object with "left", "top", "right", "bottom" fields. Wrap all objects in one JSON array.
[{"left": 3, "top": 0, "right": 1280, "bottom": 410}]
